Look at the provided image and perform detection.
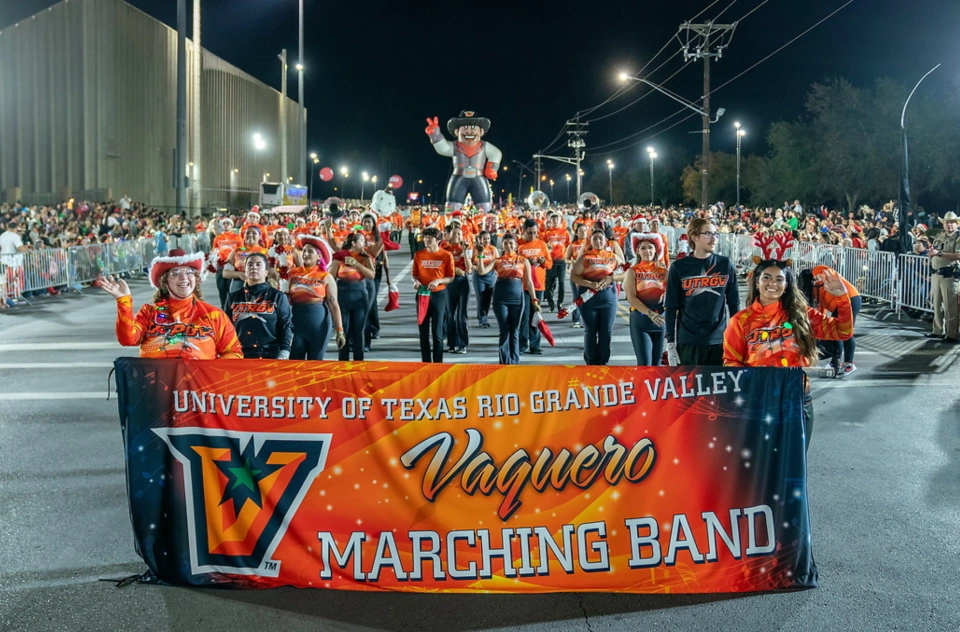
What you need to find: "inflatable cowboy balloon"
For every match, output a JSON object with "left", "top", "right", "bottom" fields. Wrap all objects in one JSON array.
[{"left": 424, "top": 110, "right": 502, "bottom": 214}]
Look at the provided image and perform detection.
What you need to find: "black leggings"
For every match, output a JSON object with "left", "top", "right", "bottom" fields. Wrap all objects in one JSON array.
[
  {"left": 579, "top": 286, "right": 617, "bottom": 365},
  {"left": 337, "top": 282, "right": 368, "bottom": 361},
  {"left": 447, "top": 276, "right": 470, "bottom": 349},
  {"left": 419, "top": 289, "right": 448, "bottom": 363},
  {"left": 629, "top": 311, "right": 664, "bottom": 366},
  {"left": 493, "top": 300, "right": 523, "bottom": 364},
  {"left": 291, "top": 304, "right": 331, "bottom": 361},
  {"left": 473, "top": 272, "right": 495, "bottom": 320}
]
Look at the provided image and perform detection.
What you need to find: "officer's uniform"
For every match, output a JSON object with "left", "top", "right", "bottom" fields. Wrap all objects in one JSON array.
[{"left": 930, "top": 229, "right": 960, "bottom": 340}]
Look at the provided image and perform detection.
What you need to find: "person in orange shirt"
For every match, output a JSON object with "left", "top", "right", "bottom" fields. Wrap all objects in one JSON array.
[
  {"left": 406, "top": 207, "right": 423, "bottom": 257},
  {"left": 625, "top": 233, "right": 668, "bottom": 365},
  {"left": 442, "top": 222, "right": 473, "bottom": 353},
  {"left": 563, "top": 223, "right": 590, "bottom": 328},
  {"left": 239, "top": 209, "right": 265, "bottom": 242},
  {"left": 472, "top": 230, "right": 499, "bottom": 328},
  {"left": 328, "top": 233, "right": 376, "bottom": 362},
  {"left": 477, "top": 232, "right": 539, "bottom": 364},
  {"left": 211, "top": 218, "right": 243, "bottom": 309},
  {"left": 541, "top": 213, "right": 571, "bottom": 313},
  {"left": 799, "top": 265, "right": 861, "bottom": 376},
  {"left": 649, "top": 217, "right": 671, "bottom": 268},
  {"left": 288, "top": 235, "right": 344, "bottom": 360},
  {"left": 517, "top": 219, "right": 552, "bottom": 355},
  {"left": 570, "top": 229, "right": 620, "bottom": 365},
  {"left": 412, "top": 227, "right": 456, "bottom": 362},
  {"left": 724, "top": 259, "right": 852, "bottom": 449},
  {"left": 222, "top": 226, "right": 268, "bottom": 294},
  {"left": 100, "top": 249, "right": 242, "bottom": 359}
]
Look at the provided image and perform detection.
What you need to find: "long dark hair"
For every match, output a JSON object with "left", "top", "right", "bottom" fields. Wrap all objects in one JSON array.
[{"left": 748, "top": 262, "right": 818, "bottom": 364}]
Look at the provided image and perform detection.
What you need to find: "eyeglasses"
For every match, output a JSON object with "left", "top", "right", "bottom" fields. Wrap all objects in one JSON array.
[
  {"left": 168, "top": 269, "right": 198, "bottom": 278},
  {"left": 696, "top": 232, "right": 721, "bottom": 239}
]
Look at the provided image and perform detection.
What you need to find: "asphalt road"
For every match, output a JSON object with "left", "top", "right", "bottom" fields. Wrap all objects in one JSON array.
[{"left": 1, "top": 246, "right": 958, "bottom": 631}]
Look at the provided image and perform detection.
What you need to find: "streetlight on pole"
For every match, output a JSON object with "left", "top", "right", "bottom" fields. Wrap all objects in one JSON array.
[
  {"left": 297, "top": 0, "right": 305, "bottom": 187},
  {"left": 549, "top": 179, "right": 555, "bottom": 200},
  {"left": 340, "top": 166, "right": 349, "bottom": 199},
  {"left": 565, "top": 173, "right": 571, "bottom": 202},
  {"left": 899, "top": 63, "right": 941, "bottom": 250},
  {"left": 309, "top": 152, "right": 318, "bottom": 201},
  {"left": 361, "top": 172, "right": 370, "bottom": 201},
  {"left": 646, "top": 147, "right": 657, "bottom": 205},
  {"left": 734, "top": 122, "right": 746, "bottom": 207},
  {"left": 606, "top": 160, "right": 615, "bottom": 205}
]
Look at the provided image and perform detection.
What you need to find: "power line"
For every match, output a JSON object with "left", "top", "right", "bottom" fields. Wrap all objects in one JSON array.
[
  {"left": 713, "top": 0, "right": 741, "bottom": 22},
  {"left": 710, "top": 0, "right": 857, "bottom": 97}
]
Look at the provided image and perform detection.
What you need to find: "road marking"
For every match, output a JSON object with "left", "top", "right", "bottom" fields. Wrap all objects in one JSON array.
[
  {"left": 0, "top": 342, "right": 120, "bottom": 351},
  {"left": 0, "top": 363, "right": 115, "bottom": 369},
  {"left": 377, "top": 260, "right": 414, "bottom": 304}
]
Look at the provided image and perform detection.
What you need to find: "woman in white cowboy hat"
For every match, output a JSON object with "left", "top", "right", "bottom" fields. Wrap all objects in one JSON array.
[{"left": 100, "top": 249, "right": 243, "bottom": 359}]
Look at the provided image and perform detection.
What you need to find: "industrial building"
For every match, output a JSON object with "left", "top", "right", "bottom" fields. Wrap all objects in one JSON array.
[{"left": 0, "top": 0, "right": 303, "bottom": 211}]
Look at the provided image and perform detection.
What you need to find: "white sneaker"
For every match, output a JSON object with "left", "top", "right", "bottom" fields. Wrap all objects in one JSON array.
[{"left": 843, "top": 363, "right": 857, "bottom": 376}]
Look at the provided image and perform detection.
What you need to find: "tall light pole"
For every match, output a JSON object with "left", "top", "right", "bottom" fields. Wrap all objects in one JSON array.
[
  {"left": 734, "top": 122, "right": 746, "bottom": 207},
  {"left": 361, "top": 172, "right": 369, "bottom": 201},
  {"left": 646, "top": 147, "right": 657, "bottom": 205},
  {"left": 565, "top": 173, "right": 571, "bottom": 202},
  {"left": 175, "top": 0, "right": 187, "bottom": 215},
  {"left": 297, "top": 0, "right": 305, "bottom": 187},
  {"left": 309, "top": 152, "right": 318, "bottom": 200},
  {"left": 339, "top": 166, "right": 349, "bottom": 198},
  {"left": 606, "top": 160, "right": 615, "bottom": 205},
  {"left": 549, "top": 179, "right": 555, "bottom": 200},
  {"left": 279, "top": 50, "right": 287, "bottom": 185},
  {"left": 899, "top": 63, "right": 941, "bottom": 250}
]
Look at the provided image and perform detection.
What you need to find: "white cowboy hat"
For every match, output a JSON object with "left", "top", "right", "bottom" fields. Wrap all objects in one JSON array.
[{"left": 940, "top": 212, "right": 960, "bottom": 223}]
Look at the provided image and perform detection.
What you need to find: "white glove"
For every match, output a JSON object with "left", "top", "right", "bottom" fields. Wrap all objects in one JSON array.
[
  {"left": 276, "top": 350, "right": 290, "bottom": 360},
  {"left": 665, "top": 342, "right": 680, "bottom": 367}
]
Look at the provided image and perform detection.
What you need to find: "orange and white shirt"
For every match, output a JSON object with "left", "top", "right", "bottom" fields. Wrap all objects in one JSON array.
[
  {"left": 631, "top": 261, "right": 667, "bottom": 311},
  {"left": 542, "top": 228, "right": 571, "bottom": 261},
  {"left": 412, "top": 248, "right": 455, "bottom": 292},
  {"left": 723, "top": 297, "right": 853, "bottom": 368},
  {"left": 494, "top": 253, "right": 525, "bottom": 280},
  {"left": 115, "top": 296, "right": 242, "bottom": 359},
  {"left": 287, "top": 267, "right": 329, "bottom": 305},
  {"left": 518, "top": 238, "right": 552, "bottom": 291},
  {"left": 212, "top": 232, "right": 243, "bottom": 267},
  {"left": 580, "top": 248, "right": 618, "bottom": 282}
]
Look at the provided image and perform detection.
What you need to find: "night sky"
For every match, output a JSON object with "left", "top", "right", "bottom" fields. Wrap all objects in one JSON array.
[{"left": 4, "top": 0, "right": 959, "bottom": 200}]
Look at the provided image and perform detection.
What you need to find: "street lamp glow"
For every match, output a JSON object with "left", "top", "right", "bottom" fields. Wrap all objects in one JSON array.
[
  {"left": 310, "top": 152, "right": 317, "bottom": 160},
  {"left": 734, "top": 121, "right": 741, "bottom": 129},
  {"left": 646, "top": 146, "right": 655, "bottom": 154},
  {"left": 608, "top": 162, "right": 615, "bottom": 170},
  {"left": 252, "top": 133, "right": 266, "bottom": 151},
  {"left": 372, "top": 176, "right": 377, "bottom": 183},
  {"left": 650, "top": 152, "right": 658, "bottom": 159},
  {"left": 565, "top": 174, "right": 571, "bottom": 181},
  {"left": 618, "top": 71, "right": 630, "bottom": 82},
  {"left": 295, "top": 63, "right": 304, "bottom": 71},
  {"left": 339, "top": 166, "right": 348, "bottom": 175},
  {"left": 737, "top": 128, "right": 746, "bottom": 137},
  {"left": 362, "top": 172, "right": 370, "bottom": 181}
]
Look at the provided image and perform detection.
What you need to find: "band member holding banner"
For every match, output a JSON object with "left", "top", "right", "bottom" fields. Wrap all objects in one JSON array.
[
  {"left": 664, "top": 218, "right": 739, "bottom": 366},
  {"left": 724, "top": 257, "right": 853, "bottom": 448},
  {"left": 472, "top": 230, "right": 498, "bottom": 328},
  {"left": 425, "top": 110, "right": 502, "bottom": 214},
  {"left": 570, "top": 229, "right": 619, "bottom": 365},
  {"left": 101, "top": 249, "right": 242, "bottom": 359},
  {"left": 412, "top": 228, "right": 455, "bottom": 363},
  {"left": 478, "top": 232, "right": 539, "bottom": 364},
  {"left": 288, "top": 236, "right": 345, "bottom": 360},
  {"left": 225, "top": 253, "right": 293, "bottom": 359},
  {"left": 625, "top": 233, "right": 667, "bottom": 366}
]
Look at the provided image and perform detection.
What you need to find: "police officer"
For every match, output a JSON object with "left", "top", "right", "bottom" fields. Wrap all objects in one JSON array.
[{"left": 928, "top": 212, "right": 960, "bottom": 343}]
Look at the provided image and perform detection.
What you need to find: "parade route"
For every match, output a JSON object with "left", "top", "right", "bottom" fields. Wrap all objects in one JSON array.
[{"left": 1, "top": 263, "right": 958, "bottom": 632}]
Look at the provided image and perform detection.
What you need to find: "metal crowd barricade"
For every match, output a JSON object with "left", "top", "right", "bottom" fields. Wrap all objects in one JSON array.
[
  {"left": 20, "top": 248, "right": 71, "bottom": 293},
  {"left": 1, "top": 257, "right": 25, "bottom": 303},
  {"left": 836, "top": 247, "right": 897, "bottom": 307},
  {"left": 897, "top": 254, "right": 932, "bottom": 314}
]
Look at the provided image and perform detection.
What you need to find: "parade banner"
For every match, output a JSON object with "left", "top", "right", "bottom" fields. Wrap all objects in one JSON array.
[{"left": 115, "top": 358, "right": 817, "bottom": 593}]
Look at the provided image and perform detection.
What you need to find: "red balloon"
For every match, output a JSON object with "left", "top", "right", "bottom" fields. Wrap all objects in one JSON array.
[
  {"left": 319, "top": 167, "right": 334, "bottom": 182},
  {"left": 389, "top": 175, "right": 403, "bottom": 189}
]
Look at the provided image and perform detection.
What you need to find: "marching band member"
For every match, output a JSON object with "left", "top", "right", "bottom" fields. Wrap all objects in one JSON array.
[
  {"left": 477, "top": 232, "right": 539, "bottom": 365},
  {"left": 472, "top": 230, "right": 499, "bottom": 328},
  {"left": 570, "top": 229, "right": 619, "bottom": 365},
  {"left": 625, "top": 233, "right": 667, "bottom": 366},
  {"left": 329, "top": 233, "right": 376, "bottom": 361},
  {"left": 288, "top": 236, "right": 345, "bottom": 360},
  {"left": 225, "top": 252, "right": 293, "bottom": 359},
  {"left": 412, "top": 227, "right": 456, "bottom": 363}
]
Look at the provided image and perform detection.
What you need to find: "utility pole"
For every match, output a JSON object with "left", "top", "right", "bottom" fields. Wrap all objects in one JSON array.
[
  {"left": 679, "top": 21, "right": 736, "bottom": 209},
  {"left": 279, "top": 49, "right": 287, "bottom": 186},
  {"left": 567, "top": 116, "right": 587, "bottom": 199},
  {"left": 535, "top": 156, "right": 542, "bottom": 191},
  {"left": 298, "top": 0, "right": 305, "bottom": 187},
  {"left": 191, "top": 0, "right": 201, "bottom": 217},
  {"left": 175, "top": 0, "right": 187, "bottom": 216}
]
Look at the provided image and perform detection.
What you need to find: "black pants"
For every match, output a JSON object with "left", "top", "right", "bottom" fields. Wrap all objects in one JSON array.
[
  {"left": 473, "top": 272, "right": 495, "bottom": 321},
  {"left": 419, "top": 289, "right": 448, "bottom": 363},
  {"left": 215, "top": 268, "right": 231, "bottom": 310},
  {"left": 408, "top": 230, "right": 423, "bottom": 258},
  {"left": 338, "top": 283, "right": 368, "bottom": 361},
  {"left": 446, "top": 175, "right": 492, "bottom": 206},
  {"left": 828, "top": 294, "right": 861, "bottom": 364},
  {"left": 579, "top": 287, "right": 617, "bottom": 365},
  {"left": 291, "top": 305, "right": 331, "bottom": 361},
  {"left": 677, "top": 343, "right": 724, "bottom": 366},
  {"left": 365, "top": 277, "right": 381, "bottom": 345},
  {"left": 446, "top": 276, "right": 470, "bottom": 349},
  {"left": 493, "top": 300, "right": 523, "bottom": 364},
  {"left": 545, "top": 260, "right": 566, "bottom": 309},
  {"left": 519, "top": 290, "right": 543, "bottom": 351},
  {"left": 629, "top": 312, "right": 664, "bottom": 366}
]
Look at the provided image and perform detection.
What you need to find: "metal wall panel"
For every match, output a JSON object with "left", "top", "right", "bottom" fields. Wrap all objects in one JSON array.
[{"left": 0, "top": 0, "right": 301, "bottom": 212}]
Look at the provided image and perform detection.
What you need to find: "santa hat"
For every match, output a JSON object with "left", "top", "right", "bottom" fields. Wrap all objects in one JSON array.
[
  {"left": 915, "top": 223, "right": 928, "bottom": 232},
  {"left": 631, "top": 215, "right": 647, "bottom": 223},
  {"left": 630, "top": 232, "right": 664, "bottom": 257},
  {"left": 296, "top": 235, "right": 333, "bottom": 270},
  {"left": 148, "top": 248, "right": 206, "bottom": 289}
]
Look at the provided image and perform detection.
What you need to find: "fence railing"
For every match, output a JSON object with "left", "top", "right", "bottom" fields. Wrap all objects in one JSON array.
[{"left": 1, "top": 233, "right": 211, "bottom": 302}]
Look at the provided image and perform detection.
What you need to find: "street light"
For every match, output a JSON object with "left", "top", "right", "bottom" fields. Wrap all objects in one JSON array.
[
  {"left": 339, "top": 166, "right": 349, "bottom": 199},
  {"left": 607, "top": 160, "right": 615, "bottom": 205},
  {"left": 361, "top": 172, "right": 370, "bottom": 201},
  {"left": 549, "top": 179, "right": 555, "bottom": 199},
  {"left": 646, "top": 147, "right": 658, "bottom": 205},
  {"left": 565, "top": 173, "right": 571, "bottom": 202},
  {"left": 252, "top": 132, "right": 266, "bottom": 151},
  {"left": 734, "top": 122, "right": 746, "bottom": 207}
]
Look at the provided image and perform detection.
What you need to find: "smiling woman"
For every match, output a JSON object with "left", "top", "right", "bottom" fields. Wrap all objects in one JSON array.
[{"left": 100, "top": 249, "right": 243, "bottom": 359}]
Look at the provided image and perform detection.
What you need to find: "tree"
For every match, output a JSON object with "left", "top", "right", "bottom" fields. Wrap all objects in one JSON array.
[{"left": 681, "top": 152, "right": 738, "bottom": 206}]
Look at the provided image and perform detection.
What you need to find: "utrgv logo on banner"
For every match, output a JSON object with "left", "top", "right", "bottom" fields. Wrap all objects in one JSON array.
[{"left": 153, "top": 428, "right": 331, "bottom": 577}]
